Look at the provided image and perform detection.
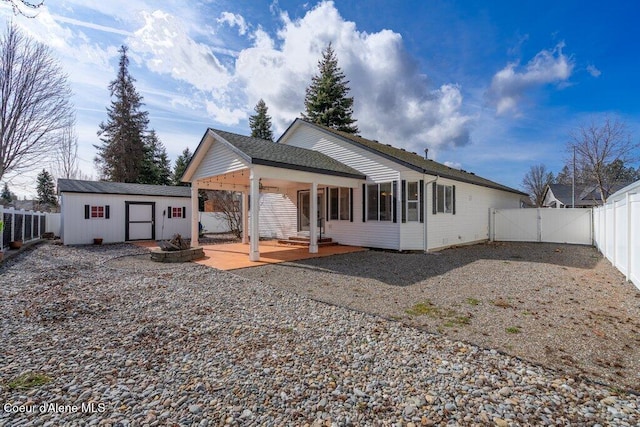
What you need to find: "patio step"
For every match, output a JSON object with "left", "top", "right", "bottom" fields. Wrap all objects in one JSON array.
[{"left": 277, "top": 237, "right": 337, "bottom": 247}]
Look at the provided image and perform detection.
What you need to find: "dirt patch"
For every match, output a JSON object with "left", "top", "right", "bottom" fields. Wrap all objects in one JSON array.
[{"left": 234, "top": 242, "right": 640, "bottom": 392}]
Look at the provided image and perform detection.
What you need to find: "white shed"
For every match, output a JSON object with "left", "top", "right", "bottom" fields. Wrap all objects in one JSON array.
[{"left": 58, "top": 179, "right": 191, "bottom": 245}]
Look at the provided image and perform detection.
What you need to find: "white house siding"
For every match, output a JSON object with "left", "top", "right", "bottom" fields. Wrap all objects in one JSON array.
[
  {"left": 281, "top": 125, "right": 409, "bottom": 249},
  {"left": 282, "top": 125, "right": 401, "bottom": 182},
  {"left": 191, "top": 138, "right": 248, "bottom": 181},
  {"left": 426, "top": 177, "right": 521, "bottom": 251},
  {"left": 61, "top": 193, "right": 190, "bottom": 245},
  {"left": 323, "top": 184, "right": 401, "bottom": 249},
  {"left": 256, "top": 191, "right": 297, "bottom": 238}
]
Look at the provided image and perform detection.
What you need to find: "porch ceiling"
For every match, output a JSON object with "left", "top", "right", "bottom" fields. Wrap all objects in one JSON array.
[{"left": 195, "top": 164, "right": 363, "bottom": 193}]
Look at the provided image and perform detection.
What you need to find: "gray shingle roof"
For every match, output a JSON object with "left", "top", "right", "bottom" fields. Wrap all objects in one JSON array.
[
  {"left": 57, "top": 179, "right": 191, "bottom": 198},
  {"left": 210, "top": 129, "right": 366, "bottom": 179},
  {"left": 547, "top": 183, "right": 630, "bottom": 206},
  {"left": 288, "top": 120, "right": 527, "bottom": 196}
]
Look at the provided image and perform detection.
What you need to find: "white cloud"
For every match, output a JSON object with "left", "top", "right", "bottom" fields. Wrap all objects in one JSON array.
[
  {"left": 205, "top": 101, "right": 246, "bottom": 126},
  {"left": 488, "top": 43, "right": 573, "bottom": 116},
  {"left": 217, "top": 12, "right": 248, "bottom": 35},
  {"left": 236, "top": 0, "right": 472, "bottom": 152},
  {"left": 129, "top": 10, "right": 232, "bottom": 92},
  {"left": 444, "top": 161, "right": 462, "bottom": 170},
  {"left": 586, "top": 64, "right": 601, "bottom": 77}
]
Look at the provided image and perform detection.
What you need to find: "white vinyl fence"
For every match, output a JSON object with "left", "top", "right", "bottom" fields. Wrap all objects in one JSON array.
[
  {"left": 0, "top": 206, "right": 52, "bottom": 252},
  {"left": 593, "top": 181, "right": 640, "bottom": 290},
  {"left": 199, "top": 212, "right": 232, "bottom": 233},
  {"left": 490, "top": 208, "right": 593, "bottom": 245}
]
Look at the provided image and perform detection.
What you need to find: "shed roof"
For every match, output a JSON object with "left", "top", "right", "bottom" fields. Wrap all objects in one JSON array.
[
  {"left": 57, "top": 179, "right": 191, "bottom": 198},
  {"left": 282, "top": 119, "right": 527, "bottom": 196},
  {"left": 206, "top": 129, "right": 366, "bottom": 179}
]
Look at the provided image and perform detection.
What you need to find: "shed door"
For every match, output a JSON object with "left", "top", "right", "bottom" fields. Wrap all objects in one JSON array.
[{"left": 126, "top": 202, "right": 155, "bottom": 241}]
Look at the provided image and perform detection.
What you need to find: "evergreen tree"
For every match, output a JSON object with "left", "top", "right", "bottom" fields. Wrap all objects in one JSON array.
[
  {"left": 36, "top": 169, "right": 57, "bottom": 208},
  {"left": 302, "top": 43, "right": 358, "bottom": 134},
  {"left": 139, "top": 130, "right": 172, "bottom": 185},
  {"left": 555, "top": 165, "right": 573, "bottom": 185},
  {"left": 95, "top": 45, "right": 150, "bottom": 183},
  {"left": 1, "top": 182, "right": 13, "bottom": 205},
  {"left": 249, "top": 99, "right": 274, "bottom": 141},
  {"left": 173, "top": 148, "right": 193, "bottom": 186}
]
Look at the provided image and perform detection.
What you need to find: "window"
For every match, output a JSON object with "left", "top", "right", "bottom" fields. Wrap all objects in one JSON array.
[
  {"left": 328, "top": 187, "right": 351, "bottom": 221},
  {"left": 85, "top": 204, "right": 109, "bottom": 220},
  {"left": 367, "top": 183, "right": 393, "bottom": 221},
  {"left": 168, "top": 206, "right": 186, "bottom": 218},
  {"left": 339, "top": 188, "right": 350, "bottom": 220},
  {"left": 91, "top": 206, "right": 104, "bottom": 218},
  {"left": 329, "top": 188, "right": 339, "bottom": 220},
  {"left": 367, "top": 184, "right": 378, "bottom": 220},
  {"left": 436, "top": 184, "right": 454, "bottom": 214},
  {"left": 407, "top": 181, "right": 419, "bottom": 221}
]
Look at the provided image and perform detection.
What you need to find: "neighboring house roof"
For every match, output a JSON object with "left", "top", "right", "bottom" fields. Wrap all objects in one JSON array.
[
  {"left": 280, "top": 119, "right": 527, "bottom": 196},
  {"left": 57, "top": 179, "right": 191, "bottom": 198},
  {"left": 544, "top": 183, "right": 631, "bottom": 207},
  {"left": 196, "top": 128, "right": 366, "bottom": 180}
]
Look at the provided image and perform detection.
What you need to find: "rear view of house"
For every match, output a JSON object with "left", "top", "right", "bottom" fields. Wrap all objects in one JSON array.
[
  {"left": 183, "top": 119, "right": 527, "bottom": 260},
  {"left": 58, "top": 179, "right": 191, "bottom": 245}
]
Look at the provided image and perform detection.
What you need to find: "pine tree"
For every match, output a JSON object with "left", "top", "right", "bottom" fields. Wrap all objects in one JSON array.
[
  {"left": 139, "top": 130, "right": 172, "bottom": 185},
  {"left": 249, "top": 99, "right": 274, "bottom": 141},
  {"left": 555, "top": 165, "right": 573, "bottom": 185},
  {"left": 173, "top": 148, "right": 193, "bottom": 186},
  {"left": 302, "top": 43, "right": 358, "bottom": 134},
  {"left": 1, "top": 182, "right": 13, "bottom": 205},
  {"left": 95, "top": 45, "right": 150, "bottom": 183},
  {"left": 36, "top": 169, "right": 57, "bottom": 208}
]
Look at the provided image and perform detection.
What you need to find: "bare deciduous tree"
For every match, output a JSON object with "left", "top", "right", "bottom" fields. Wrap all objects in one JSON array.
[
  {"left": 569, "top": 117, "right": 639, "bottom": 203},
  {"left": 205, "top": 190, "right": 242, "bottom": 238},
  {"left": 55, "top": 115, "right": 79, "bottom": 179},
  {"left": 0, "top": 23, "right": 73, "bottom": 182},
  {"left": 2, "top": 1, "right": 44, "bottom": 17},
  {"left": 522, "top": 164, "right": 554, "bottom": 207}
]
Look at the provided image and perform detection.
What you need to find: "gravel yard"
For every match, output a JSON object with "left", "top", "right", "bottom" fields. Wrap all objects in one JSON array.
[
  {"left": 236, "top": 242, "right": 640, "bottom": 394},
  {"left": 1, "top": 243, "right": 639, "bottom": 426}
]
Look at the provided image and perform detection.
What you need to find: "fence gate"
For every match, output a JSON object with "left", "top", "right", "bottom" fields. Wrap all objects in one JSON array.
[{"left": 490, "top": 208, "right": 593, "bottom": 245}]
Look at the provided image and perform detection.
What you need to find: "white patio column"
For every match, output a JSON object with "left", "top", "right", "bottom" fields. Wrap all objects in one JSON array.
[
  {"left": 242, "top": 191, "right": 249, "bottom": 244},
  {"left": 190, "top": 183, "right": 199, "bottom": 248},
  {"left": 309, "top": 182, "right": 318, "bottom": 253},
  {"left": 249, "top": 171, "right": 260, "bottom": 261}
]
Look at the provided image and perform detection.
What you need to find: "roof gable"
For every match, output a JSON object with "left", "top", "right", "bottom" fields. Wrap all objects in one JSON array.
[
  {"left": 280, "top": 119, "right": 526, "bottom": 196},
  {"left": 57, "top": 179, "right": 191, "bottom": 198},
  {"left": 547, "top": 182, "right": 633, "bottom": 206},
  {"left": 184, "top": 128, "right": 366, "bottom": 181}
]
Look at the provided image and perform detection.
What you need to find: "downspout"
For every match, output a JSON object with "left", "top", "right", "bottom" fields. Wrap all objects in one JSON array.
[{"left": 422, "top": 174, "right": 439, "bottom": 253}]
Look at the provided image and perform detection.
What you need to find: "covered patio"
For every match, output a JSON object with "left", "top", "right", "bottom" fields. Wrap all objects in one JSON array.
[
  {"left": 182, "top": 128, "right": 366, "bottom": 263},
  {"left": 134, "top": 239, "right": 366, "bottom": 270},
  {"left": 193, "top": 240, "right": 365, "bottom": 270}
]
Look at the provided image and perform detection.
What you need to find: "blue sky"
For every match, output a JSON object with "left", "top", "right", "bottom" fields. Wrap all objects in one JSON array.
[{"left": 2, "top": 0, "right": 639, "bottom": 198}]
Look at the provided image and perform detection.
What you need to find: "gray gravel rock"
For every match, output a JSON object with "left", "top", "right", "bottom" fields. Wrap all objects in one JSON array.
[{"left": 0, "top": 243, "right": 638, "bottom": 425}]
